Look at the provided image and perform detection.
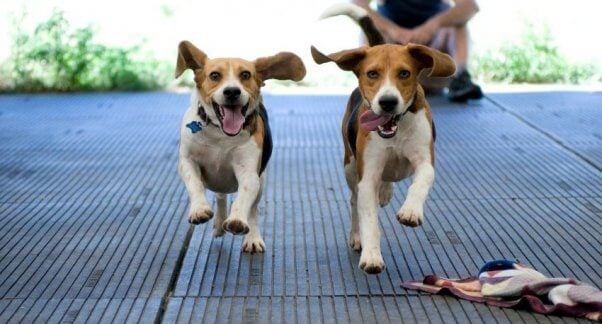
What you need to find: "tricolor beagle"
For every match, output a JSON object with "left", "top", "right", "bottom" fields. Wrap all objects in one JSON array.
[
  {"left": 175, "top": 41, "right": 306, "bottom": 253},
  {"left": 312, "top": 4, "right": 456, "bottom": 273}
]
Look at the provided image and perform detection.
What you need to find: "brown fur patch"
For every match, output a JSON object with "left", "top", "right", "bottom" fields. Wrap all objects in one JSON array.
[
  {"left": 354, "top": 111, "right": 371, "bottom": 181},
  {"left": 347, "top": 99, "right": 378, "bottom": 181},
  {"left": 407, "top": 86, "right": 425, "bottom": 114},
  {"left": 255, "top": 52, "right": 306, "bottom": 82},
  {"left": 354, "top": 45, "right": 422, "bottom": 109},
  {"left": 424, "top": 99, "right": 435, "bottom": 166},
  {"left": 407, "top": 44, "right": 456, "bottom": 78},
  {"left": 342, "top": 99, "right": 355, "bottom": 165},
  {"left": 175, "top": 41, "right": 207, "bottom": 78},
  {"left": 249, "top": 113, "right": 265, "bottom": 173},
  {"left": 244, "top": 110, "right": 258, "bottom": 134},
  {"left": 194, "top": 58, "right": 261, "bottom": 109}
]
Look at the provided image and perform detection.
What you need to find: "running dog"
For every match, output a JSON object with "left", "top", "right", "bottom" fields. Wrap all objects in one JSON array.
[
  {"left": 311, "top": 4, "right": 455, "bottom": 273},
  {"left": 176, "top": 40, "right": 306, "bottom": 252}
]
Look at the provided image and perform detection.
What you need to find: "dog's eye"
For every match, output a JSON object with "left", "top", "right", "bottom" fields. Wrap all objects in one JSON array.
[
  {"left": 240, "top": 71, "right": 251, "bottom": 81},
  {"left": 399, "top": 70, "right": 410, "bottom": 79},
  {"left": 209, "top": 72, "right": 221, "bottom": 81},
  {"left": 367, "top": 70, "right": 379, "bottom": 79}
]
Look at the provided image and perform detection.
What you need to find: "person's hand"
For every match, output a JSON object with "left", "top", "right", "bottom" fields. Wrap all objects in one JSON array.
[
  {"left": 409, "top": 19, "right": 439, "bottom": 44},
  {"left": 385, "top": 25, "right": 412, "bottom": 44}
]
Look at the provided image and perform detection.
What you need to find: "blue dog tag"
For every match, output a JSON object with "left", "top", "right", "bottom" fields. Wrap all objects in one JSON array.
[{"left": 186, "top": 121, "right": 203, "bottom": 134}]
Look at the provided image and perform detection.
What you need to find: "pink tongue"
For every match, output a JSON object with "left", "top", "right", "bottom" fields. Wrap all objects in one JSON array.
[
  {"left": 359, "top": 110, "right": 393, "bottom": 131},
  {"left": 221, "top": 105, "right": 245, "bottom": 136}
]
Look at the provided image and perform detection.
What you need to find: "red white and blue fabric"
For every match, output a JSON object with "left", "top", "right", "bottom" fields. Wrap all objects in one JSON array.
[{"left": 402, "top": 259, "right": 602, "bottom": 321}]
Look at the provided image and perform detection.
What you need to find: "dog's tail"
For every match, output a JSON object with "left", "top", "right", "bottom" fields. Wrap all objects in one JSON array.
[{"left": 320, "top": 3, "right": 385, "bottom": 46}]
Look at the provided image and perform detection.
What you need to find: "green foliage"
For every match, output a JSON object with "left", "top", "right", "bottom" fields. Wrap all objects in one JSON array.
[
  {"left": 473, "top": 25, "right": 599, "bottom": 84},
  {"left": 1, "top": 10, "right": 171, "bottom": 92}
]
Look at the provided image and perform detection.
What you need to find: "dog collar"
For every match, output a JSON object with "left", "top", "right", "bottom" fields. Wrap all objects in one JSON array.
[
  {"left": 404, "top": 93, "right": 418, "bottom": 114},
  {"left": 398, "top": 92, "right": 418, "bottom": 117},
  {"left": 197, "top": 103, "right": 220, "bottom": 128},
  {"left": 186, "top": 121, "right": 203, "bottom": 133}
]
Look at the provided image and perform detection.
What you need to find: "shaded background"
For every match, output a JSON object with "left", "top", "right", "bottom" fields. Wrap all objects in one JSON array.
[{"left": 1, "top": 0, "right": 601, "bottom": 92}]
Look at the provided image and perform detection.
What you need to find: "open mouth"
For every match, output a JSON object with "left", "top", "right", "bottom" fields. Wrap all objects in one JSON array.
[
  {"left": 359, "top": 110, "right": 401, "bottom": 139},
  {"left": 212, "top": 101, "right": 249, "bottom": 136},
  {"left": 376, "top": 115, "right": 400, "bottom": 138}
]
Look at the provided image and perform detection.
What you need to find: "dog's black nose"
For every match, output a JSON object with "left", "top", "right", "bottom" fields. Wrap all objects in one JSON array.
[
  {"left": 378, "top": 96, "right": 398, "bottom": 112},
  {"left": 223, "top": 87, "right": 241, "bottom": 101}
]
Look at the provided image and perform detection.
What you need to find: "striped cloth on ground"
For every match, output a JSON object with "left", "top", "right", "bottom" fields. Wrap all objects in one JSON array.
[{"left": 402, "top": 259, "right": 602, "bottom": 321}]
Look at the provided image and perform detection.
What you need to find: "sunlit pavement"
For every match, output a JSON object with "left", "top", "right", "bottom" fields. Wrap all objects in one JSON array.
[{"left": 0, "top": 91, "right": 600, "bottom": 323}]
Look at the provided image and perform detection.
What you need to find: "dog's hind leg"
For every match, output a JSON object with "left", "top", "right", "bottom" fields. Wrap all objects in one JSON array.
[
  {"left": 213, "top": 193, "right": 227, "bottom": 237},
  {"left": 345, "top": 159, "right": 361, "bottom": 251},
  {"left": 242, "top": 176, "right": 265, "bottom": 253},
  {"left": 379, "top": 182, "right": 393, "bottom": 207}
]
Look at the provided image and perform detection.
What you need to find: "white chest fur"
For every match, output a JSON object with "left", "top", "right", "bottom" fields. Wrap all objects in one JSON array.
[
  {"left": 179, "top": 105, "right": 259, "bottom": 193},
  {"left": 369, "top": 108, "right": 433, "bottom": 182}
]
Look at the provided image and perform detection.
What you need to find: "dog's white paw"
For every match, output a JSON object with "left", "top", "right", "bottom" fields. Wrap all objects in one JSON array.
[
  {"left": 348, "top": 230, "right": 362, "bottom": 251},
  {"left": 379, "top": 182, "right": 393, "bottom": 207},
  {"left": 222, "top": 218, "right": 250, "bottom": 235},
  {"left": 359, "top": 250, "right": 385, "bottom": 274},
  {"left": 397, "top": 203, "right": 423, "bottom": 227},
  {"left": 242, "top": 235, "right": 265, "bottom": 253},
  {"left": 188, "top": 204, "right": 214, "bottom": 225}
]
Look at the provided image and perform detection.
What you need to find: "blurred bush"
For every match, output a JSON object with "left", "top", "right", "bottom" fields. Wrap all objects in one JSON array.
[
  {"left": 0, "top": 10, "right": 171, "bottom": 92},
  {"left": 473, "top": 24, "right": 600, "bottom": 84}
]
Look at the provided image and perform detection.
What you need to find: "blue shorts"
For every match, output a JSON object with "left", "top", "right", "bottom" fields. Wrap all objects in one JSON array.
[{"left": 377, "top": 0, "right": 450, "bottom": 29}]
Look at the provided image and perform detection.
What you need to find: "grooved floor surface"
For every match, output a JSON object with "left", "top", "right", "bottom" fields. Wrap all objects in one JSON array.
[{"left": 0, "top": 91, "right": 600, "bottom": 323}]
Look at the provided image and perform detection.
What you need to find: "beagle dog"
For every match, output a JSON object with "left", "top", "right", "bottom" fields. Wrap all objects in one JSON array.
[
  {"left": 312, "top": 4, "right": 456, "bottom": 273},
  {"left": 175, "top": 41, "right": 306, "bottom": 253}
]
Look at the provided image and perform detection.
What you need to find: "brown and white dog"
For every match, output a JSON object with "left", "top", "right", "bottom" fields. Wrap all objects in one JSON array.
[
  {"left": 312, "top": 4, "right": 456, "bottom": 273},
  {"left": 175, "top": 41, "right": 306, "bottom": 252}
]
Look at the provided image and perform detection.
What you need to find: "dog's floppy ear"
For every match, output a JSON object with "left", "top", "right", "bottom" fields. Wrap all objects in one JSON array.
[
  {"left": 254, "top": 52, "right": 306, "bottom": 82},
  {"left": 311, "top": 46, "right": 366, "bottom": 72},
  {"left": 408, "top": 43, "right": 456, "bottom": 77},
  {"left": 175, "top": 40, "right": 208, "bottom": 78}
]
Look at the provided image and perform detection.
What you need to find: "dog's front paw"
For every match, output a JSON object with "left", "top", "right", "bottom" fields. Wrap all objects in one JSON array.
[
  {"left": 188, "top": 204, "right": 214, "bottom": 225},
  {"left": 397, "top": 203, "right": 423, "bottom": 227},
  {"left": 359, "top": 250, "right": 385, "bottom": 274},
  {"left": 222, "top": 218, "right": 250, "bottom": 235},
  {"left": 348, "top": 231, "right": 362, "bottom": 251},
  {"left": 242, "top": 235, "right": 265, "bottom": 253}
]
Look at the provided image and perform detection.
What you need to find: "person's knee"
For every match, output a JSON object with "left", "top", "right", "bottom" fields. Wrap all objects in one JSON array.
[{"left": 429, "top": 28, "right": 453, "bottom": 53}]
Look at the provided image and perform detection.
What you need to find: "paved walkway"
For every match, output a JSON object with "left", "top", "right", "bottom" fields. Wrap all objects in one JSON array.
[{"left": 0, "top": 91, "right": 600, "bottom": 323}]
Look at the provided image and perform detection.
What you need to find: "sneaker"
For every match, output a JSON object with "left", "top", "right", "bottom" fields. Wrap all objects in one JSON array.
[{"left": 447, "top": 70, "right": 483, "bottom": 102}]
